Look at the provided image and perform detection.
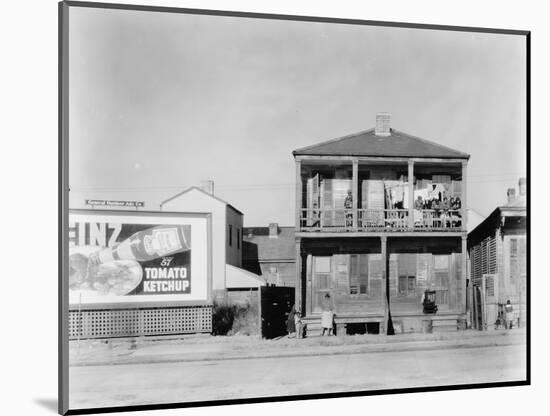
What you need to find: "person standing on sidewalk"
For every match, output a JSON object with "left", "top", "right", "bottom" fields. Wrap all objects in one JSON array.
[
  {"left": 294, "top": 305, "right": 302, "bottom": 339},
  {"left": 321, "top": 293, "right": 334, "bottom": 336},
  {"left": 505, "top": 300, "right": 514, "bottom": 329},
  {"left": 287, "top": 304, "right": 296, "bottom": 338}
]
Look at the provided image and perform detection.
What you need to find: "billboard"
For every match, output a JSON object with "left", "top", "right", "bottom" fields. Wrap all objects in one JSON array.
[{"left": 68, "top": 212, "right": 210, "bottom": 306}]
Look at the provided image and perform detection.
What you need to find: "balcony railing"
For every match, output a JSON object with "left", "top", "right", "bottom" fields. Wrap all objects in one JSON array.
[{"left": 299, "top": 208, "right": 463, "bottom": 232}]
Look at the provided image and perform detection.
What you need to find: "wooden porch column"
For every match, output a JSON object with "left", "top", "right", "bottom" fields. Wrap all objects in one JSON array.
[
  {"left": 461, "top": 160, "right": 468, "bottom": 232},
  {"left": 408, "top": 159, "right": 414, "bottom": 229},
  {"left": 462, "top": 235, "right": 468, "bottom": 314},
  {"left": 306, "top": 254, "right": 312, "bottom": 315},
  {"left": 295, "top": 159, "right": 302, "bottom": 230},
  {"left": 381, "top": 236, "right": 388, "bottom": 334},
  {"left": 295, "top": 238, "right": 302, "bottom": 314},
  {"left": 352, "top": 159, "right": 358, "bottom": 229}
]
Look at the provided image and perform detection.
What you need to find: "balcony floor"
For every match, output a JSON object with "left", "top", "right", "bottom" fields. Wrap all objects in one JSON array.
[{"left": 296, "top": 229, "right": 466, "bottom": 238}]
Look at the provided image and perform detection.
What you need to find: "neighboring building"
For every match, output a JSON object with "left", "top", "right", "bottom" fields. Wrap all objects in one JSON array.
[
  {"left": 467, "top": 178, "right": 527, "bottom": 330},
  {"left": 293, "top": 113, "right": 470, "bottom": 334},
  {"left": 160, "top": 183, "right": 265, "bottom": 296},
  {"left": 243, "top": 223, "right": 296, "bottom": 287}
]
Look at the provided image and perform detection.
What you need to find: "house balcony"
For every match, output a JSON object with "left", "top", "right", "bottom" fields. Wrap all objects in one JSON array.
[
  {"left": 299, "top": 208, "right": 464, "bottom": 233},
  {"left": 295, "top": 157, "right": 468, "bottom": 235}
]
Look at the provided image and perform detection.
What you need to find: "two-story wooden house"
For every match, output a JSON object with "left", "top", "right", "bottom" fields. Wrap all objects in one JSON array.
[
  {"left": 467, "top": 179, "right": 527, "bottom": 330},
  {"left": 293, "top": 113, "right": 470, "bottom": 335}
]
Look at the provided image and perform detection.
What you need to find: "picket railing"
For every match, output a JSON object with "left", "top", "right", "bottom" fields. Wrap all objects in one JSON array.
[{"left": 299, "top": 208, "right": 462, "bottom": 232}]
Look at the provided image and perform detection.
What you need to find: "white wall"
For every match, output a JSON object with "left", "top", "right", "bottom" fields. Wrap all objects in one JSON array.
[{"left": 161, "top": 189, "right": 228, "bottom": 290}]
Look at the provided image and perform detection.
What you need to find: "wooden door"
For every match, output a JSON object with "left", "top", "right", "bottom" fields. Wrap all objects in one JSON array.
[{"left": 311, "top": 256, "right": 332, "bottom": 313}]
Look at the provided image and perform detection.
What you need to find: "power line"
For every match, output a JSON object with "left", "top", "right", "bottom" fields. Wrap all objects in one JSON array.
[{"left": 70, "top": 179, "right": 524, "bottom": 192}]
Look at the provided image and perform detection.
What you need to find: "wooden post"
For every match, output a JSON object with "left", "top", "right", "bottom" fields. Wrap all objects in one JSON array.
[
  {"left": 295, "top": 238, "right": 302, "bottom": 315},
  {"left": 481, "top": 274, "right": 487, "bottom": 330},
  {"left": 381, "top": 236, "right": 388, "bottom": 334},
  {"left": 352, "top": 159, "right": 358, "bottom": 230},
  {"left": 462, "top": 235, "right": 468, "bottom": 315},
  {"left": 306, "top": 254, "right": 312, "bottom": 315},
  {"left": 472, "top": 284, "right": 477, "bottom": 330},
  {"left": 408, "top": 159, "right": 414, "bottom": 229},
  {"left": 295, "top": 159, "right": 302, "bottom": 231},
  {"left": 258, "top": 286, "right": 263, "bottom": 338},
  {"left": 461, "top": 160, "right": 468, "bottom": 232}
]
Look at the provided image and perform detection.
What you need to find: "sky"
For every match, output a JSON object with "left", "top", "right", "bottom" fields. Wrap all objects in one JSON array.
[{"left": 68, "top": 6, "right": 527, "bottom": 226}]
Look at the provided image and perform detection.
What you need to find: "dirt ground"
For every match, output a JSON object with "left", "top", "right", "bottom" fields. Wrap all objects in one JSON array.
[
  {"left": 69, "top": 339, "right": 527, "bottom": 410},
  {"left": 69, "top": 327, "right": 527, "bottom": 366}
]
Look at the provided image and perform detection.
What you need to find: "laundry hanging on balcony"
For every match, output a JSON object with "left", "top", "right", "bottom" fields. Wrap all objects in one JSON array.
[{"left": 383, "top": 180, "right": 409, "bottom": 209}]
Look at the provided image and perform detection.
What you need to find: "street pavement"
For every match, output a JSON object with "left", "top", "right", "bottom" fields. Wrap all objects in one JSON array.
[{"left": 69, "top": 332, "right": 527, "bottom": 410}]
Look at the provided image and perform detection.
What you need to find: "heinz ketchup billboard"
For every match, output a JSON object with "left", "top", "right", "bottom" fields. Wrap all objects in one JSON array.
[{"left": 68, "top": 211, "right": 210, "bottom": 305}]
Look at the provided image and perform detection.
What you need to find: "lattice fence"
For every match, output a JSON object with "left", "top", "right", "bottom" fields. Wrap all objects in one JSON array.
[{"left": 69, "top": 305, "right": 212, "bottom": 339}]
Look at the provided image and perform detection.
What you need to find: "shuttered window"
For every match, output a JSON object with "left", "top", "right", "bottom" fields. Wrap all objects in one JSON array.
[
  {"left": 470, "top": 235, "right": 496, "bottom": 283},
  {"left": 510, "top": 237, "right": 526, "bottom": 280},
  {"left": 350, "top": 254, "right": 369, "bottom": 294}
]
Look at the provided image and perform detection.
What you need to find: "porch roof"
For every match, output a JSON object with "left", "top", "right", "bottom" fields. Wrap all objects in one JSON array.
[{"left": 293, "top": 128, "right": 470, "bottom": 159}]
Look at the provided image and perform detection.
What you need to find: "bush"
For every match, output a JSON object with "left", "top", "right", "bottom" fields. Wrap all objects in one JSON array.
[
  {"left": 212, "top": 301, "right": 236, "bottom": 335},
  {"left": 212, "top": 300, "right": 259, "bottom": 336}
]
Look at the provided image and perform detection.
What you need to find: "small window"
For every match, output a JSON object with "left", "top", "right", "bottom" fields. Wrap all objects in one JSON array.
[
  {"left": 398, "top": 275, "right": 416, "bottom": 297},
  {"left": 315, "top": 257, "right": 331, "bottom": 273},
  {"left": 398, "top": 276, "right": 408, "bottom": 295},
  {"left": 228, "top": 224, "right": 232, "bottom": 246},
  {"left": 408, "top": 276, "right": 416, "bottom": 292}
]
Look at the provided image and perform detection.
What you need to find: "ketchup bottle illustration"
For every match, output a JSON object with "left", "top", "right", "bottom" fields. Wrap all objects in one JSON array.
[{"left": 89, "top": 225, "right": 191, "bottom": 265}]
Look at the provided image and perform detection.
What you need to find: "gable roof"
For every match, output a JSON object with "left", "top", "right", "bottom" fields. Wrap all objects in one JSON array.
[
  {"left": 293, "top": 128, "right": 469, "bottom": 159},
  {"left": 160, "top": 186, "right": 243, "bottom": 215},
  {"left": 467, "top": 197, "right": 526, "bottom": 248},
  {"left": 243, "top": 226, "right": 295, "bottom": 261}
]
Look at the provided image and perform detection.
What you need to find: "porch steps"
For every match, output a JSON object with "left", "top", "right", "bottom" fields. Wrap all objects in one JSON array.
[
  {"left": 431, "top": 317, "right": 458, "bottom": 333},
  {"left": 300, "top": 317, "right": 323, "bottom": 337},
  {"left": 301, "top": 315, "right": 463, "bottom": 335},
  {"left": 301, "top": 315, "right": 383, "bottom": 336}
]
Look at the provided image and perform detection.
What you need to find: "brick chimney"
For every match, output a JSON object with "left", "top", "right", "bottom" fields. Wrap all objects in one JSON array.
[
  {"left": 518, "top": 177, "right": 526, "bottom": 196},
  {"left": 200, "top": 180, "right": 214, "bottom": 195},
  {"left": 507, "top": 188, "right": 516, "bottom": 204},
  {"left": 268, "top": 223, "right": 278, "bottom": 238},
  {"left": 375, "top": 112, "right": 391, "bottom": 137}
]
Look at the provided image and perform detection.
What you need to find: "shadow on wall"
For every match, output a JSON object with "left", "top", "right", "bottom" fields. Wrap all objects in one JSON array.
[{"left": 242, "top": 241, "right": 262, "bottom": 275}]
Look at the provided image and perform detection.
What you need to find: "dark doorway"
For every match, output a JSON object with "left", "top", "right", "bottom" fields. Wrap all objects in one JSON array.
[
  {"left": 474, "top": 286, "right": 483, "bottom": 330},
  {"left": 260, "top": 286, "right": 295, "bottom": 339},
  {"left": 366, "top": 322, "right": 380, "bottom": 334},
  {"left": 345, "top": 322, "right": 380, "bottom": 335},
  {"left": 346, "top": 323, "right": 367, "bottom": 335}
]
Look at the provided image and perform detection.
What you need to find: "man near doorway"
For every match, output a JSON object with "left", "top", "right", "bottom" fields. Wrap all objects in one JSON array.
[{"left": 505, "top": 300, "right": 514, "bottom": 329}]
